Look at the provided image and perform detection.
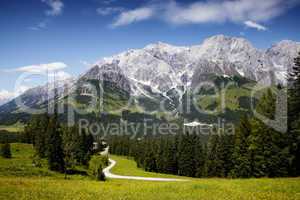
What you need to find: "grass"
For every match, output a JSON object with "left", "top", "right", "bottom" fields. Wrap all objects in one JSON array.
[
  {"left": 0, "top": 143, "right": 59, "bottom": 177},
  {"left": 198, "top": 87, "right": 252, "bottom": 112},
  {"left": 0, "top": 143, "right": 88, "bottom": 179},
  {"left": 0, "top": 123, "right": 24, "bottom": 132},
  {"left": 0, "top": 144, "right": 300, "bottom": 200},
  {"left": 1, "top": 176, "right": 299, "bottom": 200},
  {"left": 110, "top": 155, "right": 187, "bottom": 179}
]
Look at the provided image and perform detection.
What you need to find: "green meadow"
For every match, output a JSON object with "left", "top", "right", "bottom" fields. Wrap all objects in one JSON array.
[
  {"left": 0, "top": 143, "right": 300, "bottom": 200},
  {"left": 0, "top": 123, "right": 24, "bottom": 132}
]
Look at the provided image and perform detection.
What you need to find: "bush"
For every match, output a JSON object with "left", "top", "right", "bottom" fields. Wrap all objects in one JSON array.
[
  {"left": 1, "top": 142, "right": 12, "bottom": 158},
  {"left": 32, "top": 154, "right": 42, "bottom": 168},
  {"left": 88, "top": 155, "right": 108, "bottom": 181}
]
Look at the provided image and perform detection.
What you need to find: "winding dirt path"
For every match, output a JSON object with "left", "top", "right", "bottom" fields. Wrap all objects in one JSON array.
[{"left": 102, "top": 155, "right": 187, "bottom": 182}]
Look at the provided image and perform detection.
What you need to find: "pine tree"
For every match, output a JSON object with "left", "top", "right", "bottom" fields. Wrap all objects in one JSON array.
[
  {"left": 177, "top": 134, "right": 196, "bottom": 177},
  {"left": 288, "top": 52, "right": 300, "bottom": 123},
  {"left": 24, "top": 114, "right": 49, "bottom": 157},
  {"left": 250, "top": 89, "right": 290, "bottom": 177},
  {"left": 46, "top": 116, "right": 65, "bottom": 172},
  {"left": 62, "top": 126, "right": 77, "bottom": 178},
  {"left": 219, "top": 134, "right": 234, "bottom": 177},
  {"left": 75, "top": 130, "right": 94, "bottom": 165},
  {"left": 23, "top": 124, "right": 34, "bottom": 144},
  {"left": 144, "top": 139, "right": 157, "bottom": 172},
  {"left": 46, "top": 76, "right": 65, "bottom": 172},
  {"left": 76, "top": 130, "right": 87, "bottom": 165},
  {"left": 163, "top": 136, "right": 178, "bottom": 174},
  {"left": 194, "top": 136, "right": 206, "bottom": 178},
  {"left": 287, "top": 52, "right": 300, "bottom": 176},
  {"left": 231, "top": 115, "right": 253, "bottom": 178},
  {"left": 24, "top": 116, "right": 39, "bottom": 145},
  {"left": 34, "top": 114, "right": 49, "bottom": 158},
  {"left": 155, "top": 137, "right": 166, "bottom": 173},
  {"left": 206, "top": 134, "right": 223, "bottom": 177},
  {"left": 1, "top": 142, "right": 12, "bottom": 158}
]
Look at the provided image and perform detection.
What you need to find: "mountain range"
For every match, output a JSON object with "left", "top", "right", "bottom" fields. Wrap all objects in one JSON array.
[{"left": 0, "top": 35, "right": 299, "bottom": 124}]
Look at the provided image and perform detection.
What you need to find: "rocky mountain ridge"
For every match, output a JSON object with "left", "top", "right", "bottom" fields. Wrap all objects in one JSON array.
[{"left": 0, "top": 35, "right": 299, "bottom": 117}]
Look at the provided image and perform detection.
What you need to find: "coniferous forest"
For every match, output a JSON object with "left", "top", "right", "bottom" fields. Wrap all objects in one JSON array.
[{"left": 22, "top": 112, "right": 98, "bottom": 175}]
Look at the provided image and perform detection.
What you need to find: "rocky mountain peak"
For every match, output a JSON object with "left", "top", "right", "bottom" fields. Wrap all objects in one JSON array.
[
  {"left": 144, "top": 41, "right": 188, "bottom": 54},
  {"left": 202, "top": 34, "right": 253, "bottom": 47}
]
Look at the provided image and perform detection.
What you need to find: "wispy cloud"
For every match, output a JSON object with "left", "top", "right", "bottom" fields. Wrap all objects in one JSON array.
[
  {"left": 96, "top": 7, "right": 124, "bottom": 16},
  {"left": 42, "top": 0, "right": 64, "bottom": 16},
  {"left": 102, "top": 0, "right": 118, "bottom": 5},
  {"left": 164, "top": 0, "right": 298, "bottom": 25},
  {"left": 109, "top": 0, "right": 299, "bottom": 30},
  {"left": 8, "top": 62, "right": 68, "bottom": 73},
  {"left": 29, "top": 20, "right": 49, "bottom": 31},
  {"left": 111, "top": 7, "right": 154, "bottom": 27},
  {"left": 244, "top": 20, "right": 267, "bottom": 31},
  {"left": 29, "top": 0, "right": 64, "bottom": 31}
]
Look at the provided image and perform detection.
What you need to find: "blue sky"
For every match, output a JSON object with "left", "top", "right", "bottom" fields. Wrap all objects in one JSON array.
[{"left": 0, "top": 0, "right": 300, "bottom": 101}]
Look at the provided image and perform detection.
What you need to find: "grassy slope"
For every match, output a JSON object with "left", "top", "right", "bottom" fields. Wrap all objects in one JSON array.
[
  {"left": 0, "top": 143, "right": 87, "bottom": 179},
  {"left": 197, "top": 84, "right": 254, "bottom": 112},
  {"left": 0, "top": 143, "right": 58, "bottom": 177},
  {"left": 110, "top": 155, "right": 187, "bottom": 179},
  {"left": 0, "top": 144, "right": 300, "bottom": 200}
]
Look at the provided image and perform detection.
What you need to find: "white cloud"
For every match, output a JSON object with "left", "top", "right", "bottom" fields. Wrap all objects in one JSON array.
[
  {"left": 164, "top": 0, "right": 298, "bottom": 25},
  {"left": 9, "top": 62, "right": 68, "bottom": 73},
  {"left": 0, "top": 86, "right": 33, "bottom": 105},
  {"left": 112, "top": 7, "right": 154, "bottom": 27},
  {"left": 42, "top": 0, "right": 64, "bottom": 16},
  {"left": 96, "top": 7, "right": 124, "bottom": 16},
  {"left": 164, "top": 1, "right": 227, "bottom": 24},
  {"left": 110, "top": 0, "right": 300, "bottom": 30},
  {"left": 244, "top": 20, "right": 267, "bottom": 31},
  {"left": 0, "top": 90, "right": 15, "bottom": 105},
  {"left": 29, "top": 0, "right": 63, "bottom": 31}
]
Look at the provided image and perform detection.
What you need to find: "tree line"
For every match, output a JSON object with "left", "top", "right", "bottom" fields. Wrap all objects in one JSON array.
[
  {"left": 109, "top": 53, "right": 300, "bottom": 178},
  {"left": 23, "top": 112, "right": 95, "bottom": 174}
]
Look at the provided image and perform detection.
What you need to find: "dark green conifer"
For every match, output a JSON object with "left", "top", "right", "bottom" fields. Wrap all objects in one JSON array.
[{"left": 1, "top": 142, "right": 12, "bottom": 158}]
